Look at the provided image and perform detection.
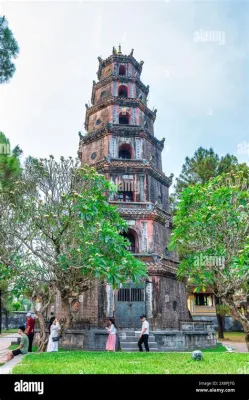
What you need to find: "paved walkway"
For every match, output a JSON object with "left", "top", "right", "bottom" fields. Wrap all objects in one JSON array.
[
  {"left": 0, "top": 354, "right": 24, "bottom": 374},
  {"left": 0, "top": 333, "right": 19, "bottom": 363},
  {"left": 220, "top": 341, "right": 248, "bottom": 353}
]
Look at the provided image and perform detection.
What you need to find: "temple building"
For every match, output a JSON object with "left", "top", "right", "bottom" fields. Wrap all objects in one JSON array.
[{"left": 77, "top": 46, "right": 190, "bottom": 330}]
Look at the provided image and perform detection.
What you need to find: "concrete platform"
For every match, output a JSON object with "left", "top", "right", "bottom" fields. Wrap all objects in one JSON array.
[{"left": 0, "top": 354, "right": 25, "bottom": 374}]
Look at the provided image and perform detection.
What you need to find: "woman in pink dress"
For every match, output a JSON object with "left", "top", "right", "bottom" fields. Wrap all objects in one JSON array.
[{"left": 105, "top": 318, "right": 117, "bottom": 352}]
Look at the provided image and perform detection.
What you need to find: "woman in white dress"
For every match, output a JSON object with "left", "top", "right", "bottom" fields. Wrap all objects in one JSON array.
[{"left": 47, "top": 317, "right": 61, "bottom": 352}]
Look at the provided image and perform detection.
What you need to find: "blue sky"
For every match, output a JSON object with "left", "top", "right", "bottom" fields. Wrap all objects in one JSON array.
[{"left": 0, "top": 1, "right": 248, "bottom": 187}]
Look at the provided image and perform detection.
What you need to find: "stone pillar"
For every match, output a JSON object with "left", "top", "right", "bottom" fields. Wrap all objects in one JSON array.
[
  {"left": 145, "top": 281, "right": 153, "bottom": 319},
  {"left": 135, "top": 138, "right": 142, "bottom": 159},
  {"left": 141, "top": 222, "right": 148, "bottom": 252},
  {"left": 139, "top": 175, "right": 145, "bottom": 201},
  {"left": 110, "top": 136, "right": 117, "bottom": 158},
  {"left": 106, "top": 284, "right": 114, "bottom": 317}
]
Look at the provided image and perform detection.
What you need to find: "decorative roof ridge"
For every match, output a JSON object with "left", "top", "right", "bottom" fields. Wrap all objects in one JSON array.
[
  {"left": 97, "top": 48, "right": 143, "bottom": 79},
  {"left": 85, "top": 96, "right": 156, "bottom": 121},
  {"left": 93, "top": 72, "right": 150, "bottom": 95},
  {"left": 78, "top": 123, "right": 165, "bottom": 150},
  {"left": 92, "top": 158, "right": 173, "bottom": 186}
]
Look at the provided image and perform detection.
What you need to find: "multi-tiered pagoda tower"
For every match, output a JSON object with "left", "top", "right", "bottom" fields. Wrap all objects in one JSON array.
[{"left": 78, "top": 46, "right": 189, "bottom": 329}]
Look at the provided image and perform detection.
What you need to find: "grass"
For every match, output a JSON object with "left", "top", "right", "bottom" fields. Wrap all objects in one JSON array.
[
  {"left": 12, "top": 350, "right": 249, "bottom": 374},
  {"left": 8, "top": 345, "right": 74, "bottom": 352},
  {"left": 1, "top": 329, "right": 19, "bottom": 334},
  {"left": 217, "top": 332, "right": 245, "bottom": 343},
  {"left": 202, "top": 343, "right": 226, "bottom": 352}
]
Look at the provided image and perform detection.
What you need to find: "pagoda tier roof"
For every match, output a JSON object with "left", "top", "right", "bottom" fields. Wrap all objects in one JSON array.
[
  {"left": 91, "top": 74, "right": 149, "bottom": 104},
  {"left": 93, "top": 158, "right": 173, "bottom": 187},
  {"left": 78, "top": 123, "right": 165, "bottom": 149},
  {"left": 133, "top": 254, "right": 178, "bottom": 277},
  {"left": 85, "top": 97, "right": 157, "bottom": 130},
  {"left": 109, "top": 201, "right": 171, "bottom": 223},
  {"left": 97, "top": 53, "right": 143, "bottom": 80}
]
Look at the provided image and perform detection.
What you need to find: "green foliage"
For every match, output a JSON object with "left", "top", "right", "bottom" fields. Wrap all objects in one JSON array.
[
  {"left": 12, "top": 351, "right": 249, "bottom": 374},
  {"left": 216, "top": 304, "right": 230, "bottom": 317},
  {"left": 0, "top": 132, "right": 22, "bottom": 191},
  {"left": 11, "top": 301, "right": 21, "bottom": 311},
  {"left": 174, "top": 147, "right": 239, "bottom": 197},
  {"left": 169, "top": 167, "right": 249, "bottom": 300},
  {"left": 0, "top": 157, "right": 147, "bottom": 303},
  {"left": 0, "top": 16, "right": 19, "bottom": 84}
]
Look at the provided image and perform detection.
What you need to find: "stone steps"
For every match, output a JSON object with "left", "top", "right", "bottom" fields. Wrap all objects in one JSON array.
[
  {"left": 121, "top": 342, "right": 158, "bottom": 349},
  {"left": 119, "top": 330, "right": 159, "bottom": 352}
]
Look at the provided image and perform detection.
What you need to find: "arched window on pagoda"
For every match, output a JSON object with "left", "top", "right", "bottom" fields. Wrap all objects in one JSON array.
[
  {"left": 119, "top": 65, "right": 126, "bottom": 76},
  {"left": 119, "top": 112, "right": 130, "bottom": 125},
  {"left": 121, "top": 230, "right": 138, "bottom": 253},
  {"left": 118, "top": 85, "right": 128, "bottom": 98},
  {"left": 118, "top": 143, "right": 133, "bottom": 159}
]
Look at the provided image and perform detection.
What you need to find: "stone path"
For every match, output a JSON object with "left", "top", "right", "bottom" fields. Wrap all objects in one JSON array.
[
  {"left": 0, "top": 333, "right": 19, "bottom": 363},
  {"left": 0, "top": 354, "right": 24, "bottom": 374},
  {"left": 220, "top": 341, "right": 248, "bottom": 353}
]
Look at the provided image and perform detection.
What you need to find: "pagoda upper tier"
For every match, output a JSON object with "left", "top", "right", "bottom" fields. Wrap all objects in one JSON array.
[{"left": 84, "top": 46, "right": 157, "bottom": 136}]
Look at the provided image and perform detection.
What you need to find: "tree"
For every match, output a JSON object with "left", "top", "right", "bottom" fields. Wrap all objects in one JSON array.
[
  {"left": 0, "top": 16, "right": 19, "bottom": 84},
  {"left": 169, "top": 168, "right": 249, "bottom": 350},
  {"left": 0, "top": 132, "right": 22, "bottom": 190},
  {"left": 174, "top": 147, "right": 238, "bottom": 196},
  {"left": 0, "top": 133, "right": 22, "bottom": 333},
  {"left": 173, "top": 147, "right": 240, "bottom": 338},
  {"left": 0, "top": 156, "right": 147, "bottom": 351}
]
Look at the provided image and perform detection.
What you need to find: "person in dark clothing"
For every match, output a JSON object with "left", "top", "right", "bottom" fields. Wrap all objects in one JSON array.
[{"left": 25, "top": 313, "right": 35, "bottom": 352}]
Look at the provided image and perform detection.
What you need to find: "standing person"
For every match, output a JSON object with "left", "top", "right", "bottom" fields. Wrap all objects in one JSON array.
[
  {"left": 6, "top": 326, "right": 29, "bottom": 361},
  {"left": 105, "top": 318, "right": 117, "bottom": 352},
  {"left": 25, "top": 312, "right": 35, "bottom": 352},
  {"left": 48, "top": 316, "right": 55, "bottom": 335},
  {"left": 47, "top": 318, "right": 61, "bottom": 352},
  {"left": 138, "top": 315, "right": 150, "bottom": 352}
]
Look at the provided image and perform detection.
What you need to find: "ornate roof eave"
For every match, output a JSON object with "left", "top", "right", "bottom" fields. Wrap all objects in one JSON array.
[
  {"left": 133, "top": 255, "right": 178, "bottom": 277},
  {"left": 79, "top": 123, "right": 164, "bottom": 150},
  {"left": 109, "top": 203, "right": 171, "bottom": 223},
  {"left": 94, "top": 158, "right": 173, "bottom": 187},
  {"left": 85, "top": 97, "right": 156, "bottom": 129},
  {"left": 97, "top": 54, "right": 143, "bottom": 80},
  {"left": 91, "top": 74, "right": 149, "bottom": 104}
]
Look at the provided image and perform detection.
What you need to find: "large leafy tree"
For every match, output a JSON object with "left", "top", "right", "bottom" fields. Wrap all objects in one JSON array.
[
  {"left": 169, "top": 168, "right": 249, "bottom": 350},
  {"left": 0, "top": 16, "right": 19, "bottom": 84},
  {"left": 173, "top": 147, "right": 241, "bottom": 338},
  {"left": 0, "top": 156, "right": 146, "bottom": 350}
]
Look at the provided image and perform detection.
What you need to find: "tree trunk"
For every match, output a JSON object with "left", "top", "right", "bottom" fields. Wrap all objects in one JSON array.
[
  {"left": 5, "top": 312, "right": 8, "bottom": 331},
  {"left": 223, "top": 296, "right": 249, "bottom": 352},
  {"left": 215, "top": 296, "right": 224, "bottom": 339},
  {"left": 59, "top": 297, "right": 73, "bottom": 335},
  {"left": 36, "top": 312, "right": 47, "bottom": 352}
]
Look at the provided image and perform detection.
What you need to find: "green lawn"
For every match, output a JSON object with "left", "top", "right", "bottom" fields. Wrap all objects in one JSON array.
[
  {"left": 12, "top": 351, "right": 249, "bottom": 374},
  {"left": 0, "top": 329, "right": 19, "bottom": 336},
  {"left": 217, "top": 332, "right": 245, "bottom": 343}
]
